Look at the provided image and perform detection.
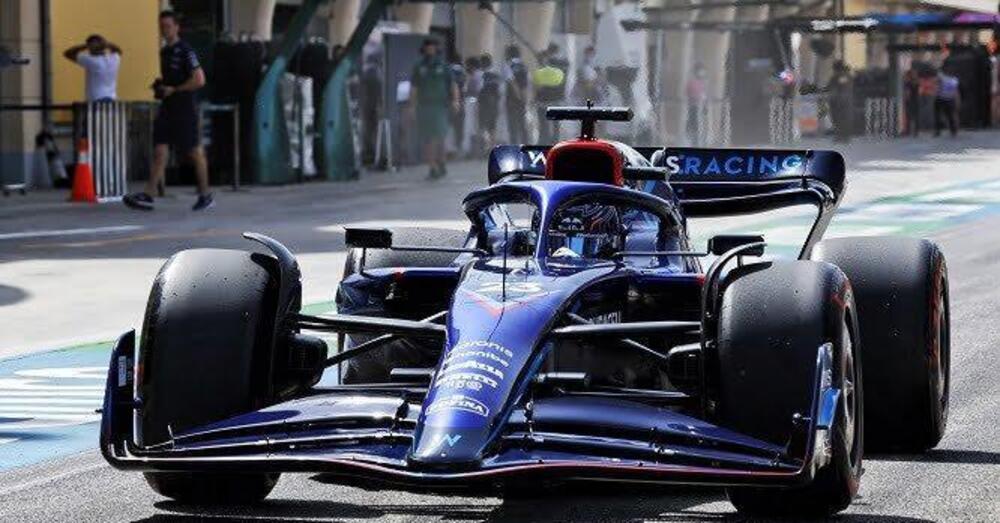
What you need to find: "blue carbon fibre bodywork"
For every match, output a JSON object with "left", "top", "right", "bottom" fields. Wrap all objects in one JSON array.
[
  {"left": 100, "top": 142, "right": 850, "bottom": 491},
  {"left": 100, "top": 331, "right": 841, "bottom": 488}
]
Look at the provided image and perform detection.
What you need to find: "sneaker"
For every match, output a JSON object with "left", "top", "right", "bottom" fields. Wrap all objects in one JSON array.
[
  {"left": 428, "top": 165, "right": 446, "bottom": 180},
  {"left": 192, "top": 192, "right": 215, "bottom": 211},
  {"left": 123, "top": 192, "right": 154, "bottom": 211}
]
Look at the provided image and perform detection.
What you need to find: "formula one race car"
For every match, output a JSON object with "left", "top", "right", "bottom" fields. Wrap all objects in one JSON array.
[{"left": 100, "top": 106, "right": 950, "bottom": 517}]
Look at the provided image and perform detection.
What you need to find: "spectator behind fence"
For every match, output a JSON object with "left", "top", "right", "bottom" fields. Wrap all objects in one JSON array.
[
  {"left": 63, "top": 34, "right": 121, "bottom": 102},
  {"left": 409, "top": 39, "right": 459, "bottom": 179},
  {"left": 503, "top": 45, "right": 529, "bottom": 145},
  {"left": 360, "top": 53, "right": 383, "bottom": 166},
  {"left": 464, "top": 56, "right": 483, "bottom": 154},
  {"left": 449, "top": 53, "right": 468, "bottom": 157},
  {"left": 685, "top": 62, "right": 708, "bottom": 145},
  {"left": 478, "top": 54, "right": 502, "bottom": 152},
  {"left": 533, "top": 52, "right": 565, "bottom": 143},
  {"left": 904, "top": 68, "right": 921, "bottom": 137},
  {"left": 826, "top": 60, "right": 854, "bottom": 143},
  {"left": 935, "top": 69, "right": 960, "bottom": 138},
  {"left": 124, "top": 10, "right": 212, "bottom": 211}
]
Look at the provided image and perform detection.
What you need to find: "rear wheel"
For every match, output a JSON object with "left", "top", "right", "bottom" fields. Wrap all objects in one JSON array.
[
  {"left": 715, "top": 261, "right": 863, "bottom": 517},
  {"left": 338, "top": 227, "right": 469, "bottom": 383},
  {"left": 812, "top": 236, "right": 949, "bottom": 452},
  {"left": 138, "top": 249, "right": 280, "bottom": 503}
]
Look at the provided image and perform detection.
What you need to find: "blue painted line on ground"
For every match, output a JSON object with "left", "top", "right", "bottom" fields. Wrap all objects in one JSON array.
[
  {"left": 0, "top": 342, "right": 110, "bottom": 471},
  {"left": 0, "top": 301, "right": 337, "bottom": 473}
]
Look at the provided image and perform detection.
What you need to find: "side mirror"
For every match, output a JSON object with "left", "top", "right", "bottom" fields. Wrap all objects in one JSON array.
[
  {"left": 708, "top": 234, "right": 765, "bottom": 256},
  {"left": 345, "top": 228, "right": 393, "bottom": 249}
]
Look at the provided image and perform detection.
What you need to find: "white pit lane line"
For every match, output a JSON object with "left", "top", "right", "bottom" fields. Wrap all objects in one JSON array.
[{"left": 0, "top": 225, "right": 144, "bottom": 241}]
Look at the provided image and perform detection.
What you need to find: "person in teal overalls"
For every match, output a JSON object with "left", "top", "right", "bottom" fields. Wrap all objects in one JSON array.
[{"left": 409, "top": 39, "right": 459, "bottom": 179}]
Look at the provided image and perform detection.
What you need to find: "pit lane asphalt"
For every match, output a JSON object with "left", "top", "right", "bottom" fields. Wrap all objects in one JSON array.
[{"left": 3, "top": 135, "right": 1000, "bottom": 522}]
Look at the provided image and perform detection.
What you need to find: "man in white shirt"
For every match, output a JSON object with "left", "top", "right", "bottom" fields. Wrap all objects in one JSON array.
[{"left": 64, "top": 35, "right": 121, "bottom": 101}]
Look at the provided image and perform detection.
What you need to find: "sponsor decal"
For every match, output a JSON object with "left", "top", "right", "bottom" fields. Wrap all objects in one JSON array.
[
  {"left": 431, "top": 433, "right": 463, "bottom": 450},
  {"left": 450, "top": 340, "right": 515, "bottom": 359},
  {"left": 435, "top": 377, "right": 485, "bottom": 391},
  {"left": 433, "top": 339, "right": 513, "bottom": 401},
  {"left": 443, "top": 349, "right": 510, "bottom": 368},
  {"left": 527, "top": 150, "right": 547, "bottom": 167},
  {"left": 664, "top": 152, "right": 805, "bottom": 177},
  {"left": 426, "top": 394, "right": 490, "bottom": 418},
  {"left": 439, "top": 360, "right": 505, "bottom": 380}
]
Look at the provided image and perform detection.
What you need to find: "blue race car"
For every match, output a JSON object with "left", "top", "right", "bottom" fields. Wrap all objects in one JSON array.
[{"left": 100, "top": 107, "right": 950, "bottom": 517}]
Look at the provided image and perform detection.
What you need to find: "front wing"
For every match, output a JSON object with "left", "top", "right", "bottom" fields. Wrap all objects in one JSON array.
[{"left": 100, "top": 331, "right": 841, "bottom": 492}]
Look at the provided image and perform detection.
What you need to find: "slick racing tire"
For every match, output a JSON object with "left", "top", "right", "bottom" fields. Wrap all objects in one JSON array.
[
  {"left": 716, "top": 261, "right": 863, "bottom": 518},
  {"left": 145, "top": 472, "right": 280, "bottom": 504},
  {"left": 339, "top": 227, "right": 469, "bottom": 383},
  {"left": 137, "top": 249, "right": 280, "bottom": 503},
  {"left": 812, "top": 236, "right": 950, "bottom": 452}
]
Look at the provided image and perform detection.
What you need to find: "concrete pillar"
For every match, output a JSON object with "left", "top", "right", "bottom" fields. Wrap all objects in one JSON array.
[
  {"left": 690, "top": 4, "right": 735, "bottom": 144},
  {"left": 229, "top": 0, "right": 276, "bottom": 40},
  {"left": 394, "top": 3, "right": 434, "bottom": 35},
  {"left": 512, "top": 1, "right": 556, "bottom": 59},
  {"left": 325, "top": 0, "right": 361, "bottom": 46},
  {"left": 797, "top": 0, "right": 833, "bottom": 86},
  {"left": 455, "top": 3, "right": 496, "bottom": 59},
  {"left": 649, "top": 0, "right": 697, "bottom": 142},
  {"left": 842, "top": 0, "right": 872, "bottom": 70},
  {"left": 0, "top": 0, "right": 44, "bottom": 186},
  {"left": 565, "top": 0, "right": 594, "bottom": 36}
]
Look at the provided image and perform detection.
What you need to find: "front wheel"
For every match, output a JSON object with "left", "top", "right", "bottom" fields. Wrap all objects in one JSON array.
[
  {"left": 138, "top": 249, "right": 282, "bottom": 503},
  {"left": 716, "top": 261, "right": 863, "bottom": 517},
  {"left": 144, "top": 472, "right": 279, "bottom": 504}
]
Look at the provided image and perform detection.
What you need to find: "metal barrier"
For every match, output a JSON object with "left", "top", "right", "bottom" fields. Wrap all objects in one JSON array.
[
  {"left": 769, "top": 98, "right": 798, "bottom": 144},
  {"left": 1, "top": 101, "right": 241, "bottom": 196},
  {"left": 655, "top": 98, "right": 732, "bottom": 147},
  {"left": 864, "top": 97, "right": 899, "bottom": 140},
  {"left": 86, "top": 102, "right": 128, "bottom": 201},
  {"left": 200, "top": 103, "right": 242, "bottom": 190}
]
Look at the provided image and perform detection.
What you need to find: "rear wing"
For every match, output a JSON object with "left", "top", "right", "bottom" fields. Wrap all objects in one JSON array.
[{"left": 487, "top": 145, "right": 846, "bottom": 258}]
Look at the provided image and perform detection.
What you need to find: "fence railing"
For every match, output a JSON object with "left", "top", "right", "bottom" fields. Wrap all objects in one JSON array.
[
  {"left": 864, "top": 97, "right": 900, "bottom": 140},
  {"left": 0, "top": 101, "right": 240, "bottom": 196}
]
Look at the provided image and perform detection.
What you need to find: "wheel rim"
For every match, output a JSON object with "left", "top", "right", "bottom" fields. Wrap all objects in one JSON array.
[
  {"left": 934, "top": 286, "right": 950, "bottom": 415},
  {"left": 841, "top": 319, "right": 859, "bottom": 463}
]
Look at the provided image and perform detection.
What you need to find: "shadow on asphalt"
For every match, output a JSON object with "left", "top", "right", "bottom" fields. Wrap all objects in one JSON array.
[
  {"left": 148, "top": 486, "right": 938, "bottom": 523},
  {"left": 869, "top": 448, "right": 1000, "bottom": 465},
  {"left": 0, "top": 284, "right": 28, "bottom": 306}
]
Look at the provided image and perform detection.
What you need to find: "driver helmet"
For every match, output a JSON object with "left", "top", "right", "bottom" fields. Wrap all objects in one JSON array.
[{"left": 549, "top": 203, "right": 624, "bottom": 259}]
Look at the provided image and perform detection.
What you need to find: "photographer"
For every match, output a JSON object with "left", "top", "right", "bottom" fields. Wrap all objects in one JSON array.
[{"left": 124, "top": 10, "right": 212, "bottom": 211}]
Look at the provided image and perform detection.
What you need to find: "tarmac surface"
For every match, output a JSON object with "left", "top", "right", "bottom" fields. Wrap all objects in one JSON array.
[{"left": 2, "top": 133, "right": 1000, "bottom": 521}]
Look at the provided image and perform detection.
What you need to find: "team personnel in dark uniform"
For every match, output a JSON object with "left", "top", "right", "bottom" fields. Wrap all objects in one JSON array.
[
  {"left": 124, "top": 10, "right": 212, "bottom": 211},
  {"left": 409, "top": 39, "right": 458, "bottom": 179}
]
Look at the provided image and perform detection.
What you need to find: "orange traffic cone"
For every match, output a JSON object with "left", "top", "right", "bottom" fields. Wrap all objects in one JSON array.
[{"left": 70, "top": 138, "right": 96, "bottom": 203}]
